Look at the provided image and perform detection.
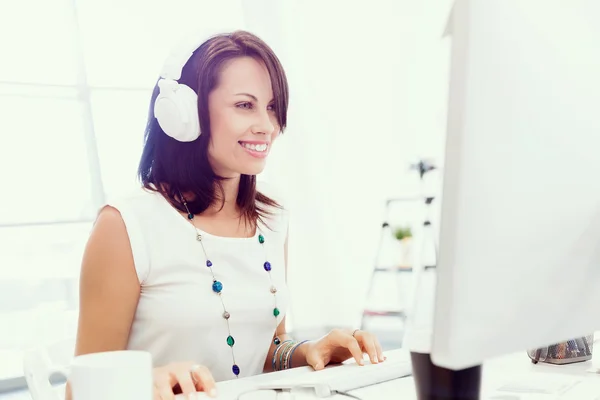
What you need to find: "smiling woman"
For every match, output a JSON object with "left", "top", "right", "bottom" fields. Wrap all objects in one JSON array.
[
  {"left": 139, "top": 31, "right": 289, "bottom": 228},
  {"left": 72, "top": 29, "right": 385, "bottom": 400},
  {"left": 207, "top": 57, "right": 280, "bottom": 175}
]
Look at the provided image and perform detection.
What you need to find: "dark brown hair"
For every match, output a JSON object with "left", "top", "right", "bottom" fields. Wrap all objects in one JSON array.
[{"left": 138, "top": 30, "right": 289, "bottom": 228}]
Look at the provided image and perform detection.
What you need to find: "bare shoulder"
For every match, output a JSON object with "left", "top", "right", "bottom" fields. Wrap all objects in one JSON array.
[
  {"left": 82, "top": 204, "right": 140, "bottom": 287},
  {"left": 87, "top": 205, "right": 132, "bottom": 255},
  {"left": 96, "top": 204, "right": 126, "bottom": 226},
  {"left": 76, "top": 205, "right": 140, "bottom": 355}
]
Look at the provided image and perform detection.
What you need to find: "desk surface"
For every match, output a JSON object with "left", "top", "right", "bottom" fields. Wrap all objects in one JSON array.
[{"left": 178, "top": 348, "right": 600, "bottom": 399}]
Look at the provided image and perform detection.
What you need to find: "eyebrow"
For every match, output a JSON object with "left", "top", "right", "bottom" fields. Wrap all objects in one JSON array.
[{"left": 235, "top": 93, "right": 274, "bottom": 103}]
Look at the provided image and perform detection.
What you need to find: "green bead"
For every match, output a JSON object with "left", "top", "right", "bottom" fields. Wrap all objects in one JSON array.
[
  {"left": 273, "top": 307, "right": 280, "bottom": 317},
  {"left": 227, "top": 335, "right": 235, "bottom": 347},
  {"left": 258, "top": 234, "right": 265, "bottom": 244}
]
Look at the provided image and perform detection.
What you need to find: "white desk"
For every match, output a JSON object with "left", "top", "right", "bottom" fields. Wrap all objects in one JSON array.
[
  {"left": 176, "top": 349, "right": 600, "bottom": 399},
  {"left": 479, "top": 350, "right": 600, "bottom": 399}
]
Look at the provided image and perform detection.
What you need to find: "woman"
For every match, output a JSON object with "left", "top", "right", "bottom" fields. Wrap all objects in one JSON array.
[{"left": 73, "top": 30, "right": 385, "bottom": 399}]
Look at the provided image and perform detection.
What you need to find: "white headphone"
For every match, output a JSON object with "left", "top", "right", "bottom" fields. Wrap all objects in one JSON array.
[{"left": 154, "top": 33, "right": 217, "bottom": 142}]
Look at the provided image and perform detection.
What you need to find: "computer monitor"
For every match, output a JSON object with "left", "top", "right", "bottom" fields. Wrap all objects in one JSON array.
[{"left": 428, "top": 0, "right": 600, "bottom": 371}]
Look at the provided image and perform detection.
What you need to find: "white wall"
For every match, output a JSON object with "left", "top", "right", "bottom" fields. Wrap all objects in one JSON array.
[
  {"left": 0, "top": 0, "right": 453, "bottom": 351},
  {"left": 249, "top": 0, "right": 453, "bottom": 330}
]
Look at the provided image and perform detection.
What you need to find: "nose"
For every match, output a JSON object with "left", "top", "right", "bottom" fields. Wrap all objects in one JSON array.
[{"left": 252, "top": 109, "right": 276, "bottom": 135}]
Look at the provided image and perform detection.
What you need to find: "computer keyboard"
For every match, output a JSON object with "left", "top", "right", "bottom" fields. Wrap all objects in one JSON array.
[
  {"left": 264, "top": 348, "right": 412, "bottom": 393},
  {"left": 188, "top": 348, "right": 412, "bottom": 399}
]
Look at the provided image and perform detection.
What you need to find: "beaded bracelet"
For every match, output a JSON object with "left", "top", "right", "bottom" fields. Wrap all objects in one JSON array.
[
  {"left": 287, "top": 339, "right": 309, "bottom": 369},
  {"left": 272, "top": 339, "right": 293, "bottom": 372},
  {"left": 272, "top": 339, "right": 312, "bottom": 371},
  {"left": 278, "top": 340, "right": 296, "bottom": 370},
  {"left": 282, "top": 341, "right": 295, "bottom": 369}
]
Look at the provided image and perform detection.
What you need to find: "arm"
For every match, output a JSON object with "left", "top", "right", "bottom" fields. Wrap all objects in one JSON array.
[
  {"left": 66, "top": 206, "right": 141, "bottom": 399},
  {"left": 263, "top": 225, "right": 311, "bottom": 372},
  {"left": 263, "top": 317, "right": 311, "bottom": 372},
  {"left": 262, "top": 224, "right": 382, "bottom": 374}
]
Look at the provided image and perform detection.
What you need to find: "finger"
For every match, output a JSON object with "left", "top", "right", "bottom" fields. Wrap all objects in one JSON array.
[
  {"left": 344, "top": 335, "right": 365, "bottom": 366},
  {"left": 355, "top": 332, "right": 378, "bottom": 364},
  {"left": 153, "top": 384, "right": 162, "bottom": 400},
  {"left": 305, "top": 348, "right": 325, "bottom": 371},
  {"left": 374, "top": 338, "right": 386, "bottom": 361},
  {"left": 362, "top": 337, "right": 379, "bottom": 364},
  {"left": 313, "top": 358, "right": 325, "bottom": 370},
  {"left": 173, "top": 370, "right": 197, "bottom": 399},
  {"left": 191, "top": 365, "right": 218, "bottom": 398},
  {"left": 156, "top": 378, "right": 175, "bottom": 400}
]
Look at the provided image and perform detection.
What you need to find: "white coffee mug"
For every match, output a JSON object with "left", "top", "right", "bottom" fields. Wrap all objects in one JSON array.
[{"left": 69, "top": 350, "right": 152, "bottom": 400}]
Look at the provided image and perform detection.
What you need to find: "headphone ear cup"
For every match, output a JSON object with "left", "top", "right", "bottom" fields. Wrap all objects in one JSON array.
[
  {"left": 178, "top": 84, "right": 201, "bottom": 140},
  {"left": 154, "top": 79, "right": 201, "bottom": 142}
]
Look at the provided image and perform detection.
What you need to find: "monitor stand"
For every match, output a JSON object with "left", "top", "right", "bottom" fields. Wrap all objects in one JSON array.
[{"left": 411, "top": 352, "right": 482, "bottom": 400}]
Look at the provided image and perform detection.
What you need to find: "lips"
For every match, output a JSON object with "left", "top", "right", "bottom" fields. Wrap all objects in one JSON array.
[
  {"left": 238, "top": 141, "right": 270, "bottom": 159},
  {"left": 238, "top": 141, "right": 268, "bottom": 153}
]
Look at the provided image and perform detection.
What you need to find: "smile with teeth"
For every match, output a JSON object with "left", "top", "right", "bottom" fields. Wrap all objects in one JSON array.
[{"left": 239, "top": 142, "right": 268, "bottom": 152}]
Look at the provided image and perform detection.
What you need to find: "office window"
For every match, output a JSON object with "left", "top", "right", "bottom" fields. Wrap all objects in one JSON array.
[
  {"left": 90, "top": 89, "right": 152, "bottom": 200},
  {"left": 76, "top": 0, "right": 246, "bottom": 88},
  {"left": 0, "top": 0, "right": 78, "bottom": 85},
  {"left": 0, "top": 95, "right": 95, "bottom": 225},
  {"left": 0, "top": 0, "right": 250, "bottom": 387}
]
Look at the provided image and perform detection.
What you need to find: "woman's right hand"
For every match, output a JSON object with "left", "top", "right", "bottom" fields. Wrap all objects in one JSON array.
[{"left": 153, "top": 362, "right": 217, "bottom": 399}]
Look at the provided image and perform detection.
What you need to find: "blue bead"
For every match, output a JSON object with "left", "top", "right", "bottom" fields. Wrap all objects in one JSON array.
[
  {"left": 212, "top": 281, "right": 223, "bottom": 293},
  {"left": 232, "top": 364, "right": 240, "bottom": 376},
  {"left": 206, "top": 260, "right": 212, "bottom": 267},
  {"left": 264, "top": 261, "right": 271, "bottom": 271},
  {"left": 187, "top": 213, "right": 194, "bottom": 220},
  {"left": 274, "top": 337, "right": 281, "bottom": 345}
]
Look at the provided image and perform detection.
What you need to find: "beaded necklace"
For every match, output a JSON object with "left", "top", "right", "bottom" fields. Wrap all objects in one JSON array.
[{"left": 179, "top": 192, "right": 281, "bottom": 378}]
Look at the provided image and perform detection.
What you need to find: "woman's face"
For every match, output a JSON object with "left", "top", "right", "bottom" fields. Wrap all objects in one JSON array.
[{"left": 207, "top": 56, "right": 280, "bottom": 177}]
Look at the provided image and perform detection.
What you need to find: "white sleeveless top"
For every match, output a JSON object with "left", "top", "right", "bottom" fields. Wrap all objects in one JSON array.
[{"left": 105, "top": 183, "right": 290, "bottom": 382}]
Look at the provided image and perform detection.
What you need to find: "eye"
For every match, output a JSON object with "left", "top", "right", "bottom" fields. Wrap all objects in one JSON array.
[
  {"left": 267, "top": 103, "right": 276, "bottom": 112},
  {"left": 236, "top": 102, "right": 253, "bottom": 110}
]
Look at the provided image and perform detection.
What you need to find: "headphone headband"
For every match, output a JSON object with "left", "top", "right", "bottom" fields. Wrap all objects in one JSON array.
[
  {"left": 154, "top": 28, "right": 241, "bottom": 142},
  {"left": 159, "top": 31, "right": 222, "bottom": 81}
]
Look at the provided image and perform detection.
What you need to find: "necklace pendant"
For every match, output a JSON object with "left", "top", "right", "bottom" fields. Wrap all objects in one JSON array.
[{"left": 196, "top": 233, "right": 202, "bottom": 241}]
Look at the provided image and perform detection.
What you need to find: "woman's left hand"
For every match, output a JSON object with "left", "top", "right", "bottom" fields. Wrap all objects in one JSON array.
[{"left": 304, "top": 328, "right": 386, "bottom": 371}]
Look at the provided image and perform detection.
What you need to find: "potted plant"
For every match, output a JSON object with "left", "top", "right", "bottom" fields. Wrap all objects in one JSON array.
[{"left": 394, "top": 226, "right": 413, "bottom": 268}]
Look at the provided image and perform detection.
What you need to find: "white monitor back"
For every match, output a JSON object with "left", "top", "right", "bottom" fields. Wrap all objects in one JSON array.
[{"left": 431, "top": 0, "right": 600, "bottom": 370}]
